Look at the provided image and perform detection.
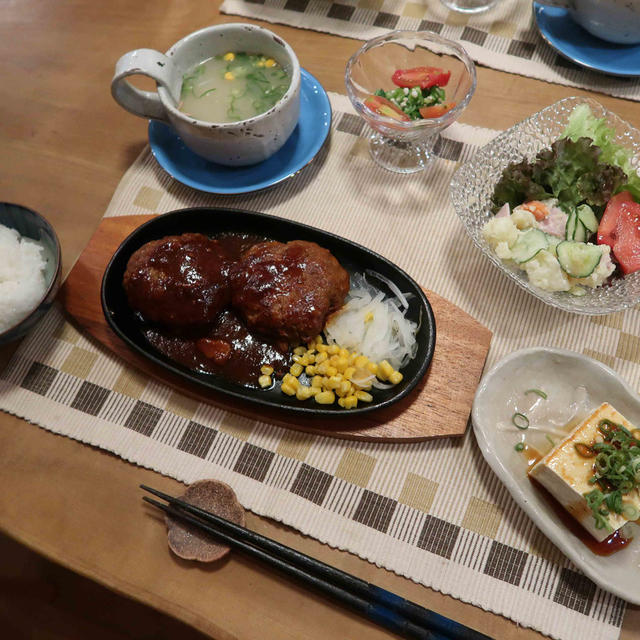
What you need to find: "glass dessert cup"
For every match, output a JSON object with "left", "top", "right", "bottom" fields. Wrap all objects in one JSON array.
[
  {"left": 345, "top": 31, "right": 476, "bottom": 174},
  {"left": 440, "top": 0, "right": 499, "bottom": 14}
]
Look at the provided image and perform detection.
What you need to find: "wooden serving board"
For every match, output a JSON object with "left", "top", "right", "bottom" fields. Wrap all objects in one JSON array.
[{"left": 60, "top": 215, "right": 492, "bottom": 442}]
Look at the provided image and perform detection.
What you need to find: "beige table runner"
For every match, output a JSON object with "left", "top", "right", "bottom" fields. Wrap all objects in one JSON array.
[
  {"left": 221, "top": 0, "right": 640, "bottom": 101},
  {"left": 0, "top": 93, "right": 634, "bottom": 640}
]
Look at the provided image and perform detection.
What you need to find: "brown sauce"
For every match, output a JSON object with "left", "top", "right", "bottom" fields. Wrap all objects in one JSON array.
[
  {"left": 522, "top": 444, "right": 544, "bottom": 471},
  {"left": 144, "top": 309, "right": 290, "bottom": 387},
  {"left": 527, "top": 477, "right": 632, "bottom": 556},
  {"left": 138, "top": 232, "right": 294, "bottom": 388}
]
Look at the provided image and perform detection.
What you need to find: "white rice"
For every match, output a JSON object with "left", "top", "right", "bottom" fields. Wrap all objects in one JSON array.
[{"left": 0, "top": 224, "right": 48, "bottom": 333}]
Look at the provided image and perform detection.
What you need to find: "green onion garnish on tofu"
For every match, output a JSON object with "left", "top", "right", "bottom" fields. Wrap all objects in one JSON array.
[
  {"left": 581, "top": 419, "right": 640, "bottom": 531},
  {"left": 574, "top": 442, "right": 595, "bottom": 458},
  {"left": 525, "top": 388, "right": 547, "bottom": 399},
  {"left": 512, "top": 412, "right": 529, "bottom": 429}
]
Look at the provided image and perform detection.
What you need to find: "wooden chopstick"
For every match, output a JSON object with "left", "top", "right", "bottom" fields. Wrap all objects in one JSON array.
[{"left": 141, "top": 484, "right": 491, "bottom": 640}]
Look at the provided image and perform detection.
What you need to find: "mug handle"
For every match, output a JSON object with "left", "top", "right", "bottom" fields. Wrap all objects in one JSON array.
[{"left": 111, "top": 49, "right": 180, "bottom": 122}]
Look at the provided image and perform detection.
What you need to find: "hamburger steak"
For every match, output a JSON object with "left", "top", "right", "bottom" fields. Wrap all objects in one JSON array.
[
  {"left": 122, "top": 233, "right": 229, "bottom": 329},
  {"left": 231, "top": 240, "right": 350, "bottom": 343}
]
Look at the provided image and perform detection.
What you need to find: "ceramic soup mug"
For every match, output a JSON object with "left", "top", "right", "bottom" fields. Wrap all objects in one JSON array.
[
  {"left": 111, "top": 24, "right": 301, "bottom": 166},
  {"left": 536, "top": 0, "right": 640, "bottom": 44}
]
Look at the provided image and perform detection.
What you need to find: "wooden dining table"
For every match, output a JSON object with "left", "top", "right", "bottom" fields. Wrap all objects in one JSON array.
[{"left": 1, "top": 1, "right": 639, "bottom": 638}]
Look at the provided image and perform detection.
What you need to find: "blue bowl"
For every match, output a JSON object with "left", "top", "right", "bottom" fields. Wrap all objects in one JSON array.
[{"left": 0, "top": 203, "right": 61, "bottom": 345}]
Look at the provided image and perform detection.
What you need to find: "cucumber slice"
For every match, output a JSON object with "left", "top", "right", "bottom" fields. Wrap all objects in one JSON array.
[
  {"left": 511, "top": 229, "right": 548, "bottom": 264},
  {"left": 573, "top": 220, "right": 587, "bottom": 243},
  {"left": 556, "top": 241, "right": 603, "bottom": 278},
  {"left": 577, "top": 204, "right": 598, "bottom": 234},
  {"left": 565, "top": 210, "right": 577, "bottom": 240},
  {"left": 546, "top": 234, "right": 563, "bottom": 257}
]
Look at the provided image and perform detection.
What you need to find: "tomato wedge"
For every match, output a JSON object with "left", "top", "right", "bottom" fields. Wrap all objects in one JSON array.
[
  {"left": 597, "top": 190, "right": 634, "bottom": 249},
  {"left": 392, "top": 67, "right": 451, "bottom": 89},
  {"left": 613, "top": 201, "right": 640, "bottom": 274},
  {"left": 419, "top": 103, "right": 456, "bottom": 119},
  {"left": 363, "top": 95, "right": 410, "bottom": 122}
]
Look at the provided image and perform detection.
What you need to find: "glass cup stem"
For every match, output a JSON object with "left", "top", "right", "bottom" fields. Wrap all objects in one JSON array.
[
  {"left": 439, "top": 0, "right": 498, "bottom": 13},
  {"left": 368, "top": 129, "right": 437, "bottom": 174}
]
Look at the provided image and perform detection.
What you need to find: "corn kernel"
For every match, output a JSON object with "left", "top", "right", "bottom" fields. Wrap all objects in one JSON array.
[
  {"left": 337, "top": 397, "right": 346, "bottom": 408},
  {"left": 308, "top": 386, "right": 320, "bottom": 396},
  {"left": 315, "top": 351, "right": 328, "bottom": 363},
  {"left": 335, "top": 357, "right": 349, "bottom": 371},
  {"left": 326, "top": 366, "right": 338, "bottom": 377},
  {"left": 342, "top": 395, "right": 358, "bottom": 409},
  {"left": 293, "top": 346, "right": 306, "bottom": 356},
  {"left": 364, "top": 311, "right": 374, "bottom": 323},
  {"left": 224, "top": 71, "right": 234, "bottom": 80},
  {"left": 379, "top": 360, "right": 394, "bottom": 381},
  {"left": 325, "top": 375, "right": 342, "bottom": 390},
  {"left": 343, "top": 366, "right": 356, "bottom": 380},
  {"left": 223, "top": 52, "right": 235, "bottom": 61},
  {"left": 260, "top": 365, "right": 274, "bottom": 376},
  {"left": 265, "top": 58, "right": 276, "bottom": 67},
  {"left": 338, "top": 380, "right": 351, "bottom": 396},
  {"left": 305, "top": 365, "right": 316, "bottom": 376},
  {"left": 314, "top": 390, "right": 335, "bottom": 405},
  {"left": 311, "top": 375, "right": 324, "bottom": 388},
  {"left": 338, "top": 348, "right": 350, "bottom": 359},
  {"left": 355, "top": 390, "right": 373, "bottom": 403},
  {"left": 281, "top": 382, "right": 296, "bottom": 396},
  {"left": 327, "top": 344, "right": 339, "bottom": 355},
  {"left": 316, "top": 362, "right": 329, "bottom": 375},
  {"left": 329, "top": 354, "right": 340, "bottom": 366},
  {"left": 290, "top": 363, "right": 303, "bottom": 377},
  {"left": 355, "top": 355, "right": 369, "bottom": 368},
  {"left": 315, "top": 335, "right": 323, "bottom": 344},
  {"left": 283, "top": 373, "right": 299, "bottom": 389},
  {"left": 389, "top": 371, "right": 403, "bottom": 385},
  {"left": 307, "top": 341, "right": 316, "bottom": 350},
  {"left": 316, "top": 343, "right": 328, "bottom": 353},
  {"left": 366, "top": 362, "right": 378, "bottom": 375},
  {"left": 296, "top": 385, "right": 313, "bottom": 401},
  {"left": 348, "top": 353, "right": 357, "bottom": 365},
  {"left": 306, "top": 353, "right": 316, "bottom": 364},
  {"left": 258, "top": 375, "right": 272, "bottom": 388}
]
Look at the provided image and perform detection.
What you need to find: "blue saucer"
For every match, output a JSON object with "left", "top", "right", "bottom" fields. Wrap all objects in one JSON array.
[
  {"left": 148, "top": 69, "right": 332, "bottom": 194},
  {"left": 534, "top": 2, "right": 640, "bottom": 77}
]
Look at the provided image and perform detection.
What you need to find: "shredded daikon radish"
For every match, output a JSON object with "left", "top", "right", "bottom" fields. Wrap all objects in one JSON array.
[
  {"left": 324, "top": 272, "right": 418, "bottom": 370},
  {"left": 365, "top": 269, "right": 410, "bottom": 310}
]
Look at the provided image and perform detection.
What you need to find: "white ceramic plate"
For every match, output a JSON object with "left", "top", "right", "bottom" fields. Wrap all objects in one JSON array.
[{"left": 472, "top": 347, "right": 640, "bottom": 603}]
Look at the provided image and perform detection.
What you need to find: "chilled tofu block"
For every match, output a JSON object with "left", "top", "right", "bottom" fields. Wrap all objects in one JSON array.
[{"left": 529, "top": 403, "right": 640, "bottom": 542}]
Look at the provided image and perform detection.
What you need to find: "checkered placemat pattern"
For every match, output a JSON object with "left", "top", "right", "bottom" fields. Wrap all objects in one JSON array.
[
  {"left": 0, "top": 92, "right": 635, "bottom": 640},
  {"left": 220, "top": 0, "right": 640, "bottom": 101}
]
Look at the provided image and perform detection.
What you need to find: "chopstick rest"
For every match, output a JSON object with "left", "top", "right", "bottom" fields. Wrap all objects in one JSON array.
[{"left": 142, "top": 484, "right": 491, "bottom": 640}]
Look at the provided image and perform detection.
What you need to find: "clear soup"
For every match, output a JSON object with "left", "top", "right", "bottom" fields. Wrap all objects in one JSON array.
[{"left": 178, "top": 52, "right": 290, "bottom": 123}]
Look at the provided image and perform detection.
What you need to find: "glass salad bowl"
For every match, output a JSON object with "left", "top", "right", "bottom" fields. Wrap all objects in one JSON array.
[
  {"left": 345, "top": 31, "right": 476, "bottom": 174},
  {"left": 450, "top": 96, "right": 640, "bottom": 315}
]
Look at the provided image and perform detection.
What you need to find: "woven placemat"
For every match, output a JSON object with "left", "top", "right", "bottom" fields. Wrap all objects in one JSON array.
[
  {"left": 0, "top": 92, "right": 633, "bottom": 640},
  {"left": 220, "top": 0, "right": 640, "bottom": 101}
]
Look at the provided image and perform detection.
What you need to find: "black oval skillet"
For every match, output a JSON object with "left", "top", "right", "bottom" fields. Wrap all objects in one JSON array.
[{"left": 101, "top": 207, "right": 436, "bottom": 416}]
